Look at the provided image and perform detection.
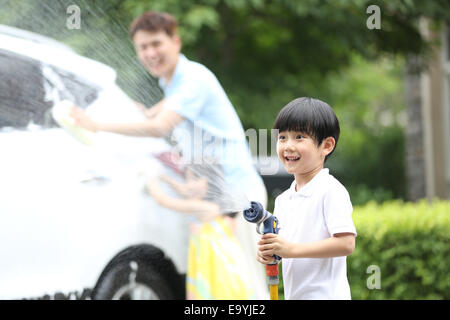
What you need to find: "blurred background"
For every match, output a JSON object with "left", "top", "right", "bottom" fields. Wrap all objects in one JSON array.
[{"left": 1, "top": 0, "right": 449, "bottom": 299}]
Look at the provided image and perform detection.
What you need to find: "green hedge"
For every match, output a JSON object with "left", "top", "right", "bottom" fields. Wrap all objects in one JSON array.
[{"left": 348, "top": 200, "right": 450, "bottom": 299}]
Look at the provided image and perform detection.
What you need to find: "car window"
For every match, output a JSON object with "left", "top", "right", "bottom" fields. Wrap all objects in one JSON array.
[
  {"left": 42, "top": 65, "right": 100, "bottom": 110},
  {"left": 0, "top": 49, "right": 100, "bottom": 129},
  {"left": 0, "top": 49, "right": 46, "bottom": 128}
]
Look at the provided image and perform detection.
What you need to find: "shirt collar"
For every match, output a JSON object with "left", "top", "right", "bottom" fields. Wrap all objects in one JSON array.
[
  {"left": 158, "top": 54, "right": 187, "bottom": 90},
  {"left": 288, "top": 168, "right": 329, "bottom": 199}
]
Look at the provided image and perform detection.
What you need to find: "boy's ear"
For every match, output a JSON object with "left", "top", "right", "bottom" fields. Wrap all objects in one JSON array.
[{"left": 322, "top": 137, "right": 336, "bottom": 157}]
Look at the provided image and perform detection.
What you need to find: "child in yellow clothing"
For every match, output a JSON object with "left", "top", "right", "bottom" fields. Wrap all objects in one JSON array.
[
  {"left": 146, "top": 162, "right": 255, "bottom": 299},
  {"left": 187, "top": 216, "right": 254, "bottom": 299}
]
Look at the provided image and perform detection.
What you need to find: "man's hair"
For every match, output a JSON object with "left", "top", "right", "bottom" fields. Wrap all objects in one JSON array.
[
  {"left": 273, "top": 97, "right": 340, "bottom": 161},
  {"left": 129, "top": 11, "right": 178, "bottom": 39}
]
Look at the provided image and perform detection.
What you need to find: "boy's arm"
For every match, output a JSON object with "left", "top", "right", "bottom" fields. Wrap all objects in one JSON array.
[
  {"left": 146, "top": 178, "right": 220, "bottom": 221},
  {"left": 257, "top": 233, "right": 355, "bottom": 263},
  {"left": 160, "top": 174, "right": 188, "bottom": 196}
]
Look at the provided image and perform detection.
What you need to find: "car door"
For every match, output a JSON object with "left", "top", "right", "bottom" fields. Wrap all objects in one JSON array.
[{"left": 0, "top": 49, "right": 141, "bottom": 298}]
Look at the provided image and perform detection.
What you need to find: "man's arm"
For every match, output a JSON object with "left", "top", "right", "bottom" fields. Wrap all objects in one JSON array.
[
  {"left": 257, "top": 233, "right": 355, "bottom": 264},
  {"left": 70, "top": 104, "right": 184, "bottom": 137},
  {"left": 135, "top": 99, "right": 166, "bottom": 119}
]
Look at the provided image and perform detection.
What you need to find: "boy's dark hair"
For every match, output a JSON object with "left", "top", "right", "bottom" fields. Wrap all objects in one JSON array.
[
  {"left": 129, "top": 11, "right": 178, "bottom": 39},
  {"left": 273, "top": 97, "right": 340, "bottom": 161}
]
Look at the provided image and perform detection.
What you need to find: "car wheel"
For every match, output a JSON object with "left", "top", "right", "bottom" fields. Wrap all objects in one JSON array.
[{"left": 91, "top": 244, "right": 185, "bottom": 300}]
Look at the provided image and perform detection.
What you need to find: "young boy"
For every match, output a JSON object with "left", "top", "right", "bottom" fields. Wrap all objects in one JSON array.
[{"left": 257, "top": 97, "right": 357, "bottom": 300}]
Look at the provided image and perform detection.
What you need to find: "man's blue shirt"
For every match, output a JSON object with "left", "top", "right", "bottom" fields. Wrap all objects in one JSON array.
[{"left": 159, "top": 54, "right": 262, "bottom": 190}]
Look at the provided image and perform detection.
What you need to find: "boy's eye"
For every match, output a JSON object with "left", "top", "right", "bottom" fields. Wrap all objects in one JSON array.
[
  {"left": 278, "top": 135, "right": 286, "bottom": 140},
  {"left": 296, "top": 135, "right": 304, "bottom": 139}
]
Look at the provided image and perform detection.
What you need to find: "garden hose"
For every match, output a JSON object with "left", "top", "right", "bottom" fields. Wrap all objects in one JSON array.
[{"left": 243, "top": 201, "right": 281, "bottom": 300}]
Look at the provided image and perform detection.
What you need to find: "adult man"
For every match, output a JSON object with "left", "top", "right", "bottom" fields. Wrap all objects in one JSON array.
[
  {"left": 71, "top": 11, "right": 266, "bottom": 206},
  {"left": 70, "top": 11, "right": 268, "bottom": 298}
]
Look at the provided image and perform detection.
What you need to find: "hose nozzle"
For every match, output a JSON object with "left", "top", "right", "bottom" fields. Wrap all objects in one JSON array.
[
  {"left": 243, "top": 201, "right": 281, "bottom": 263},
  {"left": 243, "top": 201, "right": 266, "bottom": 225},
  {"left": 243, "top": 201, "right": 279, "bottom": 235}
]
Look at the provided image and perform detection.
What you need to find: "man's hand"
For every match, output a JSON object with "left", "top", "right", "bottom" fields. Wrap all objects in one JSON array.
[
  {"left": 257, "top": 233, "right": 293, "bottom": 264},
  {"left": 69, "top": 106, "right": 98, "bottom": 132}
]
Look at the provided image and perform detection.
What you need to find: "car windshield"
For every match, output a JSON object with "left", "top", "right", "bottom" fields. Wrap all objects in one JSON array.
[{"left": 0, "top": 49, "right": 100, "bottom": 129}]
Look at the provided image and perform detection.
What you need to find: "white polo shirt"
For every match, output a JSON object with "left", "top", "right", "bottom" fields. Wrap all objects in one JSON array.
[{"left": 274, "top": 168, "right": 357, "bottom": 300}]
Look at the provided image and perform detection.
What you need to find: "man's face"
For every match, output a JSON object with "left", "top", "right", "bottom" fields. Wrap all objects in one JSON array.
[{"left": 133, "top": 30, "right": 181, "bottom": 80}]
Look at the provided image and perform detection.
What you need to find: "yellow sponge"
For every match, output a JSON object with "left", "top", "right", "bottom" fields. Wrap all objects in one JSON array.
[{"left": 51, "top": 100, "right": 96, "bottom": 146}]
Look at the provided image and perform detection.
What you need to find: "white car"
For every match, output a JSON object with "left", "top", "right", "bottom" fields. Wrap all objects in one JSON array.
[{"left": 0, "top": 24, "right": 199, "bottom": 300}]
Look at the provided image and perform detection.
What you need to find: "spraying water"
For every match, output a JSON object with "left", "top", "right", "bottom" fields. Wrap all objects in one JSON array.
[
  {"left": 0, "top": 0, "right": 162, "bottom": 108},
  {"left": 183, "top": 159, "right": 252, "bottom": 215},
  {"left": 0, "top": 0, "right": 253, "bottom": 216}
]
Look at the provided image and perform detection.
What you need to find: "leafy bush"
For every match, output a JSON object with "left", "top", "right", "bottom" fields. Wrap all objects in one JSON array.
[{"left": 348, "top": 200, "right": 450, "bottom": 299}]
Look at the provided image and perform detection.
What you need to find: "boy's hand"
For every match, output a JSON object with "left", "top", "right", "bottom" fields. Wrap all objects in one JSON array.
[{"left": 257, "top": 233, "right": 293, "bottom": 264}]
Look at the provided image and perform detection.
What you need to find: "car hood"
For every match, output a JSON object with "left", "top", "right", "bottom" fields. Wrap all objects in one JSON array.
[{"left": 0, "top": 32, "right": 116, "bottom": 87}]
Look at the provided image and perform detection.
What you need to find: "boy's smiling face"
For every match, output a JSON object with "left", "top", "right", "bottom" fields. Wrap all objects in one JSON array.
[{"left": 277, "top": 130, "right": 335, "bottom": 178}]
